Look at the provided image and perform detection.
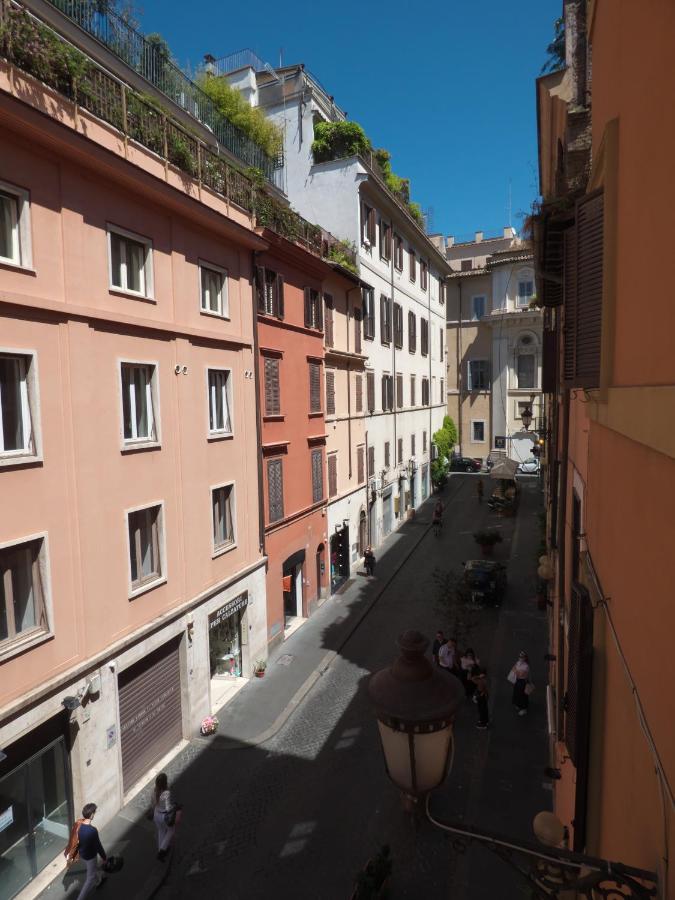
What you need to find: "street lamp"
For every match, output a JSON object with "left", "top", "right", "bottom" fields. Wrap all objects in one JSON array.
[{"left": 521, "top": 405, "right": 533, "bottom": 430}]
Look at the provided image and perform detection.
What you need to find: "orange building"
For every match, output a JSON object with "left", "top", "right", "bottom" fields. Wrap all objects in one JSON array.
[{"left": 535, "top": 0, "right": 675, "bottom": 893}]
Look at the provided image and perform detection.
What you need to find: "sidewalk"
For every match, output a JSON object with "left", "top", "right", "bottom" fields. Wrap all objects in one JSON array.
[{"left": 36, "top": 493, "right": 442, "bottom": 900}]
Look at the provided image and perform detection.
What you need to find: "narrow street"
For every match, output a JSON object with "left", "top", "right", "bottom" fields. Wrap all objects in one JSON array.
[{"left": 150, "top": 476, "right": 549, "bottom": 899}]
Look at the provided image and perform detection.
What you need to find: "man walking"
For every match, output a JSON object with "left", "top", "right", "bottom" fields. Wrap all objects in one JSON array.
[
  {"left": 76, "top": 803, "right": 107, "bottom": 897},
  {"left": 431, "top": 630, "right": 445, "bottom": 666}
]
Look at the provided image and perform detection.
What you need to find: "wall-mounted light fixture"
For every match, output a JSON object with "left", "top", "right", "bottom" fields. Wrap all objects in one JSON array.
[{"left": 62, "top": 696, "right": 81, "bottom": 712}]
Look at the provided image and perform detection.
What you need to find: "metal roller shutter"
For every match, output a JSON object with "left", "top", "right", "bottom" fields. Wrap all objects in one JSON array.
[{"left": 118, "top": 638, "right": 183, "bottom": 792}]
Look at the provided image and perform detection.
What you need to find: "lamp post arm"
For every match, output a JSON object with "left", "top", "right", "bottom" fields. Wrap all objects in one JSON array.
[{"left": 425, "top": 796, "right": 658, "bottom": 899}]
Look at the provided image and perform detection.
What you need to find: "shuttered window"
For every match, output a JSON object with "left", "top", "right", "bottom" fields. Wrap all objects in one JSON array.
[
  {"left": 311, "top": 449, "right": 324, "bottom": 503},
  {"left": 357, "top": 445, "right": 365, "bottom": 483},
  {"left": 421, "top": 318, "right": 429, "bottom": 356},
  {"left": 354, "top": 307, "right": 363, "bottom": 353},
  {"left": 264, "top": 357, "right": 280, "bottom": 416},
  {"left": 0, "top": 538, "right": 48, "bottom": 645},
  {"left": 393, "top": 303, "right": 403, "bottom": 348},
  {"left": 410, "top": 375, "right": 416, "bottom": 406},
  {"left": 408, "top": 312, "right": 416, "bottom": 353},
  {"left": 409, "top": 248, "right": 416, "bottom": 281},
  {"left": 267, "top": 458, "right": 284, "bottom": 523},
  {"left": 212, "top": 485, "right": 235, "bottom": 550},
  {"left": 422, "top": 378, "right": 429, "bottom": 405},
  {"left": 366, "top": 371, "right": 375, "bottom": 413},
  {"left": 304, "top": 288, "right": 323, "bottom": 330},
  {"left": 257, "top": 267, "right": 284, "bottom": 319},
  {"left": 309, "top": 362, "right": 322, "bottom": 413},
  {"left": 128, "top": 505, "right": 162, "bottom": 591},
  {"left": 420, "top": 260, "right": 428, "bottom": 291},
  {"left": 326, "top": 369, "right": 336, "bottom": 415},
  {"left": 368, "top": 446, "right": 375, "bottom": 477},
  {"left": 411, "top": 434, "right": 415, "bottom": 456},
  {"left": 355, "top": 373, "right": 363, "bottom": 413},
  {"left": 381, "top": 375, "right": 393, "bottom": 411},
  {"left": 439, "top": 327, "right": 444, "bottom": 361},
  {"left": 563, "top": 191, "right": 604, "bottom": 388},
  {"left": 384, "top": 441, "right": 390, "bottom": 469},
  {"left": 394, "top": 234, "right": 404, "bottom": 270},
  {"left": 396, "top": 374, "right": 403, "bottom": 408},
  {"left": 379, "top": 219, "right": 392, "bottom": 261},
  {"left": 324, "top": 294, "right": 334, "bottom": 347},
  {"left": 397, "top": 437, "right": 403, "bottom": 464},
  {"left": 380, "top": 295, "right": 392, "bottom": 345},
  {"left": 423, "top": 430, "right": 427, "bottom": 452},
  {"left": 440, "top": 378, "right": 444, "bottom": 402},
  {"left": 327, "top": 453, "right": 338, "bottom": 497},
  {"left": 362, "top": 288, "right": 375, "bottom": 340}
]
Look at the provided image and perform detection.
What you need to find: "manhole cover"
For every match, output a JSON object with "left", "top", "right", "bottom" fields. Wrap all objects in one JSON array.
[{"left": 277, "top": 654, "right": 295, "bottom": 667}]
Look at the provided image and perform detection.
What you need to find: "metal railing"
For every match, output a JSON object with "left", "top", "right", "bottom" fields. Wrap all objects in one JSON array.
[{"left": 46, "top": 0, "right": 280, "bottom": 179}]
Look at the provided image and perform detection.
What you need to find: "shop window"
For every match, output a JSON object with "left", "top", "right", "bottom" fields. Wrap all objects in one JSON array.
[
  {"left": 0, "top": 537, "right": 48, "bottom": 651},
  {"left": 127, "top": 504, "right": 163, "bottom": 594},
  {"left": 200, "top": 262, "right": 228, "bottom": 317},
  {"left": 208, "top": 368, "right": 232, "bottom": 435},
  {"left": 121, "top": 363, "right": 158, "bottom": 445},
  {"left": 212, "top": 484, "right": 235, "bottom": 552},
  {"left": 0, "top": 352, "right": 39, "bottom": 461},
  {"left": 108, "top": 225, "right": 153, "bottom": 297}
]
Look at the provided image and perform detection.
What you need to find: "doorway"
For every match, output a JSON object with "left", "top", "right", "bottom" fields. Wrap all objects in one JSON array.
[
  {"left": 330, "top": 527, "right": 349, "bottom": 594},
  {"left": 358, "top": 511, "right": 367, "bottom": 556},
  {"left": 282, "top": 549, "right": 306, "bottom": 629}
]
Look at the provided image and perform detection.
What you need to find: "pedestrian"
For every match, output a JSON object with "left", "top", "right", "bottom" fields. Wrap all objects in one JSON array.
[
  {"left": 438, "top": 637, "right": 459, "bottom": 677},
  {"left": 432, "top": 500, "right": 444, "bottom": 537},
  {"left": 477, "top": 479, "right": 484, "bottom": 503},
  {"left": 363, "top": 546, "right": 376, "bottom": 577},
  {"left": 152, "top": 773, "right": 179, "bottom": 862},
  {"left": 509, "top": 651, "right": 533, "bottom": 716},
  {"left": 431, "top": 630, "right": 445, "bottom": 666},
  {"left": 473, "top": 670, "right": 489, "bottom": 729},
  {"left": 74, "top": 803, "right": 107, "bottom": 898},
  {"left": 460, "top": 648, "right": 480, "bottom": 698}
]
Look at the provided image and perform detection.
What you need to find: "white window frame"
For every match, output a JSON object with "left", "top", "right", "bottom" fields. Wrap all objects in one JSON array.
[
  {"left": 125, "top": 501, "right": 166, "bottom": 598},
  {"left": 107, "top": 224, "right": 154, "bottom": 299},
  {"left": 0, "top": 180, "right": 32, "bottom": 270},
  {"left": 467, "top": 359, "right": 490, "bottom": 392},
  {"left": 206, "top": 367, "right": 234, "bottom": 439},
  {"left": 471, "top": 420, "right": 486, "bottom": 443},
  {"left": 516, "top": 353, "right": 536, "bottom": 390},
  {"left": 516, "top": 272, "right": 535, "bottom": 308},
  {"left": 199, "top": 259, "right": 229, "bottom": 319},
  {"left": 211, "top": 481, "right": 236, "bottom": 557},
  {"left": 119, "top": 360, "right": 160, "bottom": 450},
  {"left": 0, "top": 531, "right": 52, "bottom": 662},
  {"left": 0, "top": 348, "right": 42, "bottom": 465},
  {"left": 471, "top": 294, "right": 487, "bottom": 321}
]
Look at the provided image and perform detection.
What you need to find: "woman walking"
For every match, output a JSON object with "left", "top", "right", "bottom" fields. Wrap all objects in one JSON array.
[
  {"left": 460, "top": 648, "right": 480, "bottom": 698},
  {"left": 509, "top": 651, "right": 532, "bottom": 716},
  {"left": 152, "top": 773, "right": 178, "bottom": 862},
  {"left": 432, "top": 500, "right": 444, "bottom": 537}
]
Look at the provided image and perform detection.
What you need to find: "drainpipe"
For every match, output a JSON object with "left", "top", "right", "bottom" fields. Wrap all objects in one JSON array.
[
  {"left": 390, "top": 233, "right": 397, "bottom": 502},
  {"left": 346, "top": 284, "right": 361, "bottom": 480},
  {"left": 365, "top": 429, "right": 371, "bottom": 544},
  {"left": 556, "top": 386, "right": 571, "bottom": 738},
  {"left": 251, "top": 250, "right": 266, "bottom": 557},
  {"left": 427, "top": 260, "right": 432, "bottom": 466},
  {"left": 457, "top": 280, "right": 463, "bottom": 454}
]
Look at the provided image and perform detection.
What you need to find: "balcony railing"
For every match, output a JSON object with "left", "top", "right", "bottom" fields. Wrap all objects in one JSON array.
[
  {"left": 44, "top": 0, "right": 280, "bottom": 181},
  {"left": 0, "top": 2, "right": 356, "bottom": 268}
]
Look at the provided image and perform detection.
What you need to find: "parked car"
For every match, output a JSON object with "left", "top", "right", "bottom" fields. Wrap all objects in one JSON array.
[
  {"left": 450, "top": 457, "right": 482, "bottom": 473},
  {"left": 517, "top": 457, "right": 540, "bottom": 475},
  {"left": 458, "top": 560, "right": 507, "bottom": 606}
]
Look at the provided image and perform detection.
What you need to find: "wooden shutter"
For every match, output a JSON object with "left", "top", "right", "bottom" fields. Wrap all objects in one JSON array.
[
  {"left": 355, "top": 374, "right": 363, "bottom": 412},
  {"left": 324, "top": 294, "right": 334, "bottom": 347},
  {"left": 311, "top": 449, "right": 323, "bottom": 503},
  {"left": 264, "top": 357, "right": 280, "bottom": 415},
  {"left": 379, "top": 219, "right": 385, "bottom": 259},
  {"left": 421, "top": 319, "right": 428, "bottom": 356},
  {"left": 396, "top": 374, "right": 403, "bottom": 408},
  {"left": 381, "top": 375, "right": 387, "bottom": 411},
  {"left": 276, "top": 274, "right": 284, "bottom": 319},
  {"left": 368, "top": 206, "right": 376, "bottom": 244},
  {"left": 380, "top": 295, "right": 387, "bottom": 345},
  {"left": 542, "top": 327, "right": 557, "bottom": 393},
  {"left": 410, "top": 376, "right": 416, "bottom": 406},
  {"left": 357, "top": 445, "right": 365, "bottom": 483},
  {"left": 309, "top": 362, "right": 322, "bottom": 413},
  {"left": 256, "top": 266, "right": 266, "bottom": 313},
  {"left": 439, "top": 327, "right": 444, "bottom": 360},
  {"left": 368, "top": 445, "right": 375, "bottom": 477},
  {"left": 408, "top": 312, "right": 415, "bottom": 352},
  {"left": 315, "top": 290, "right": 323, "bottom": 332},
  {"left": 326, "top": 369, "right": 335, "bottom": 415},
  {"left": 384, "top": 441, "right": 390, "bottom": 468},
  {"left": 411, "top": 434, "right": 415, "bottom": 456},
  {"left": 354, "top": 308, "right": 362, "bottom": 353},
  {"left": 410, "top": 249, "right": 416, "bottom": 281},
  {"left": 423, "top": 430, "right": 427, "bottom": 451},
  {"left": 328, "top": 454, "right": 338, "bottom": 497},
  {"left": 367, "top": 371, "right": 375, "bottom": 412},
  {"left": 304, "top": 288, "right": 312, "bottom": 328},
  {"left": 397, "top": 437, "right": 403, "bottom": 464},
  {"left": 267, "top": 458, "right": 284, "bottom": 523}
]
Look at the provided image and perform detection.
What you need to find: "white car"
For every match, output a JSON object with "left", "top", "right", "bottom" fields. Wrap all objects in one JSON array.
[{"left": 517, "top": 457, "right": 540, "bottom": 475}]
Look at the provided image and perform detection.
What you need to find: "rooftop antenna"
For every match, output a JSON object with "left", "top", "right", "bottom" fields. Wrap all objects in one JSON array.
[
  {"left": 423, "top": 206, "right": 434, "bottom": 234},
  {"left": 507, "top": 178, "right": 512, "bottom": 229},
  {"left": 279, "top": 48, "right": 283, "bottom": 68}
]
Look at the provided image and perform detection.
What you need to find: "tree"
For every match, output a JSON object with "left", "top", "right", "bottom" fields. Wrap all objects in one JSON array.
[{"left": 541, "top": 17, "right": 565, "bottom": 74}]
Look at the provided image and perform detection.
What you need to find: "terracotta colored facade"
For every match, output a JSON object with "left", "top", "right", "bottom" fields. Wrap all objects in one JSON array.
[{"left": 535, "top": 1, "right": 674, "bottom": 893}]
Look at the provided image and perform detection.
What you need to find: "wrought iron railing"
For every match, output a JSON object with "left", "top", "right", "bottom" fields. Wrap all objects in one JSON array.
[{"left": 45, "top": 0, "right": 280, "bottom": 180}]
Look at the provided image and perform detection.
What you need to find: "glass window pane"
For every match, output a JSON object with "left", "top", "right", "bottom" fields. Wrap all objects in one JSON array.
[
  {"left": 126, "top": 240, "right": 144, "bottom": 293},
  {"left": 0, "top": 192, "right": 19, "bottom": 262},
  {"left": 139, "top": 513, "right": 153, "bottom": 578},
  {"left": 128, "top": 515, "right": 138, "bottom": 583},
  {"left": 0, "top": 356, "right": 26, "bottom": 452},
  {"left": 121, "top": 366, "right": 133, "bottom": 439},
  {"left": 28, "top": 741, "right": 70, "bottom": 874},
  {"left": 203, "top": 269, "right": 221, "bottom": 313},
  {"left": 11, "top": 547, "right": 36, "bottom": 634},
  {"left": 110, "top": 233, "right": 122, "bottom": 287},
  {"left": 0, "top": 764, "right": 32, "bottom": 899},
  {"left": 517, "top": 354, "right": 535, "bottom": 389},
  {"left": 133, "top": 368, "right": 148, "bottom": 438}
]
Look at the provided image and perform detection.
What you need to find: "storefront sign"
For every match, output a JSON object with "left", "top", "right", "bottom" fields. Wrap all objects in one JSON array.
[
  {"left": 0, "top": 805, "right": 14, "bottom": 832},
  {"left": 209, "top": 592, "right": 248, "bottom": 631}
]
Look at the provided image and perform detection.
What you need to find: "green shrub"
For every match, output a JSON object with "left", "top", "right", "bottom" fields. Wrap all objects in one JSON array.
[
  {"left": 311, "top": 120, "right": 371, "bottom": 162},
  {"left": 197, "top": 74, "right": 283, "bottom": 159}
]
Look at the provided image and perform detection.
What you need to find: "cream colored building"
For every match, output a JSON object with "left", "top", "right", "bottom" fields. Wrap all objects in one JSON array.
[{"left": 445, "top": 230, "right": 541, "bottom": 462}]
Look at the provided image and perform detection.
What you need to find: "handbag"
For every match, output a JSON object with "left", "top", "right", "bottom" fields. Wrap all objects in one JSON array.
[
  {"left": 64, "top": 819, "right": 83, "bottom": 867},
  {"left": 507, "top": 669, "right": 517, "bottom": 685},
  {"left": 524, "top": 682, "right": 535, "bottom": 695},
  {"left": 163, "top": 803, "right": 182, "bottom": 827}
]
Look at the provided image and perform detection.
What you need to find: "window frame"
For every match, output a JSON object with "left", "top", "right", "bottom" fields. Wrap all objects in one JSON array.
[
  {"left": 267, "top": 457, "right": 285, "bottom": 524},
  {"left": 394, "top": 234, "right": 404, "bottom": 271},
  {"left": 516, "top": 352, "right": 536, "bottom": 390},
  {"left": 362, "top": 287, "right": 376, "bottom": 341},
  {"left": 309, "top": 360, "right": 323, "bottom": 415},
  {"left": 0, "top": 348, "right": 42, "bottom": 465},
  {"left": 206, "top": 367, "right": 234, "bottom": 439},
  {"left": 420, "top": 260, "right": 428, "bottom": 291},
  {"left": 471, "top": 420, "right": 486, "bottom": 444},
  {"left": 467, "top": 359, "right": 490, "bottom": 392},
  {"left": 119, "top": 359, "right": 161, "bottom": 451},
  {"left": 409, "top": 247, "right": 417, "bottom": 282},
  {"left": 211, "top": 481, "right": 236, "bottom": 556},
  {"left": 471, "top": 294, "right": 487, "bottom": 321},
  {"left": 0, "top": 180, "right": 33, "bottom": 270},
  {"left": 517, "top": 276, "right": 535, "bottom": 308},
  {"left": 199, "top": 259, "right": 229, "bottom": 319},
  {"left": 125, "top": 501, "right": 166, "bottom": 598},
  {"left": 107, "top": 224, "right": 154, "bottom": 300},
  {"left": 0, "top": 532, "right": 52, "bottom": 661},
  {"left": 379, "top": 218, "right": 392, "bottom": 261}
]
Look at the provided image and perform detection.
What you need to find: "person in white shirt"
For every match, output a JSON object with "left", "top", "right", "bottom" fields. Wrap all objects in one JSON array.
[{"left": 510, "top": 651, "right": 532, "bottom": 716}]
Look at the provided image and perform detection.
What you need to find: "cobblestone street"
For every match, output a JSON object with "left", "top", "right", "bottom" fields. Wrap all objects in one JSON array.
[{"left": 152, "top": 476, "right": 550, "bottom": 900}]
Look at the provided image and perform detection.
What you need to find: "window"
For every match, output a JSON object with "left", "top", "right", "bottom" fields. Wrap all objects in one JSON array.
[
  {"left": 408, "top": 312, "right": 417, "bottom": 353},
  {"left": 366, "top": 371, "right": 375, "bottom": 413},
  {"left": 411, "top": 434, "right": 416, "bottom": 456},
  {"left": 326, "top": 369, "right": 336, "bottom": 415},
  {"left": 309, "top": 362, "right": 322, "bottom": 413},
  {"left": 267, "top": 458, "right": 284, "bottom": 523},
  {"left": 379, "top": 219, "right": 392, "bottom": 261},
  {"left": 264, "top": 357, "right": 280, "bottom": 416},
  {"left": 304, "top": 288, "right": 323, "bottom": 330},
  {"left": 410, "top": 375, "right": 416, "bottom": 406},
  {"left": 199, "top": 262, "right": 228, "bottom": 317},
  {"left": 471, "top": 295, "right": 486, "bottom": 320},
  {"left": 208, "top": 368, "right": 232, "bottom": 435},
  {"left": 0, "top": 182, "right": 31, "bottom": 268},
  {"left": 380, "top": 295, "right": 392, "bottom": 345},
  {"left": 324, "top": 294, "right": 334, "bottom": 347},
  {"left": 381, "top": 374, "right": 393, "bottom": 411},
  {"left": 517, "top": 354, "right": 536, "bottom": 389},
  {"left": 128, "top": 505, "right": 163, "bottom": 592},
  {"left": 440, "top": 378, "right": 444, "bottom": 402},
  {"left": 409, "top": 248, "right": 417, "bottom": 281},
  {"left": 355, "top": 373, "right": 363, "bottom": 413},
  {"left": 393, "top": 303, "right": 403, "bottom": 348},
  {"left": 439, "top": 279, "right": 445, "bottom": 305},
  {"left": 472, "top": 421, "right": 486, "bottom": 443},
  {"left": 362, "top": 204, "right": 377, "bottom": 246},
  {"left": 421, "top": 378, "right": 430, "bottom": 406},
  {"left": 257, "top": 267, "right": 284, "bottom": 318},
  {"left": 108, "top": 226, "right": 153, "bottom": 297},
  {"left": 357, "top": 445, "right": 365, "bottom": 483},
  {"left": 439, "top": 326, "right": 444, "bottom": 361},
  {"left": 0, "top": 538, "right": 48, "bottom": 649},
  {"left": 423, "top": 430, "right": 427, "bottom": 452},
  {"left": 354, "top": 307, "right": 363, "bottom": 353},
  {"left": 396, "top": 373, "right": 403, "bottom": 408},
  {"left": 362, "top": 287, "right": 375, "bottom": 340},
  {"left": 421, "top": 318, "right": 429, "bottom": 357},
  {"left": 517, "top": 278, "right": 534, "bottom": 307},
  {"left": 121, "top": 363, "right": 157, "bottom": 444},
  {"left": 328, "top": 453, "right": 338, "bottom": 498},
  {"left": 0, "top": 353, "right": 36, "bottom": 459},
  {"left": 420, "top": 260, "right": 428, "bottom": 291},
  {"left": 311, "top": 449, "right": 324, "bottom": 503},
  {"left": 212, "top": 485, "right": 235, "bottom": 551},
  {"left": 368, "top": 446, "right": 375, "bottom": 477},
  {"left": 461, "top": 259, "right": 473, "bottom": 272},
  {"left": 468, "top": 360, "right": 490, "bottom": 392},
  {"left": 397, "top": 437, "right": 403, "bottom": 464},
  {"left": 394, "top": 234, "right": 404, "bottom": 271},
  {"left": 384, "top": 441, "right": 390, "bottom": 469}
]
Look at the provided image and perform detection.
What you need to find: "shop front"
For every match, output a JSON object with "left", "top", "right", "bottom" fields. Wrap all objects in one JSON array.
[
  {"left": 329, "top": 525, "right": 350, "bottom": 594},
  {"left": 0, "top": 714, "right": 73, "bottom": 900},
  {"left": 382, "top": 488, "right": 393, "bottom": 536},
  {"left": 208, "top": 592, "right": 248, "bottom": 679}
]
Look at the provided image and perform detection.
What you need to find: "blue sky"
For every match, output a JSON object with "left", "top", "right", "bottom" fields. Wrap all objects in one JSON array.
[{"left": 137, "top": 0, "right": 560, "bottom": 240}]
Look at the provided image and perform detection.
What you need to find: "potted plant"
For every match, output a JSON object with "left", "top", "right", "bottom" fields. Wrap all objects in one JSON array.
[
  {"left": 200, "top": 715, "right": 219, "bottom": 736},
  {"left": 253, "top": 659, "right": 267, "bottom": 678},
  {"left": 473, "top": 529, "right": 503, "bottom": 557}
]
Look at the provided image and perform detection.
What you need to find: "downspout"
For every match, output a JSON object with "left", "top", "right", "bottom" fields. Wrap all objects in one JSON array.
[
  {"left": 556, "top": 386, "right": 571, "bottom": 739},
  {"left": 365, "top": 429, "right": 371, "bottom": 544},
  {"left": 346, "top": 284, "right": 361, "bottom": 480},
  {"left": 391, "top": 236, "right": 397, "bottom": 503},
  {"left": 457, "top": 279, "right": 463, "bottom": 454},
  {"left": 251, "top": 250, "right": 266, "bottom": 557},
  {"left": 427, "top": 261, "right": 432, "bottom": 465}
]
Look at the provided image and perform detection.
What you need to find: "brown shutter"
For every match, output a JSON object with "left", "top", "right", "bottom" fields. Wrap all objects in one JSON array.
[
  {"left": 309, "top": 362, "right": 322, "bottom": 413},
  {"left": 276, "top": 273, "right": 284, "bottom": 319},
  {"left": 439, "top": 326, "right": 444, "bottom": 360},
  {"left": 397, "top": 437, "right": 403, "bottom": 464},
  {"left": 379, "top": 218, "right": 385, "bottom": 258},
  {"left": 311, "top": 449, "right": 323, "bottom": 503},
  {"left": 574, "top": 191, "right": 604, "bottom": 388},
  {"left": 367, "top": 371, "right": 375, "bottom": 412},
  {"left": 368, "top": 446, "right": 375, "bottom": 477},
  {"left": 328, "top": 454, "right": 338, "bottom": 497},
  {"left": 396, "top": 374, "right": 403, "bottom": 408},
  {"left": 368, "top": 206, "right": 376, "bottom": 244},
  {"left": 264, "top": 357, "right": 280, "bottom": 416},
  {"left": 355, "top": 374, "right": 363, "bottom": 412},
  {"left": 411, "top": 434, "right": 415, "bottom": 456},
  {"left": 381, "top": 375, "right": 387, "bottom": 411},
  {"left": 324, "top": 294, "right": 334, "bottom": 347},
  {"left": 542, "top": 327, "right": 557, "bottom": 393},
  {"left": 384, "top": 441, "right": 390, "bottom": 468},
  {"left": 354, "top": 308, "right": 362, "bottom": 353},
  {"left": 380, "top": 294, "right": 387, "bottom": 345},
  {"left": 326, "top": 369, "right": 335, "bottom": 415},
  {"left": 256, "top": 266, "right": 266, "bottom": 312},
  {"left": 423, "top": 430, "right": 427, "bottom": 452},
  {"left": 357, "top": 445, "right": 365, "bottom": 483},
  {"left": 267, "top": 458, "right": 284, "bottom": 523},
  {"left": 304, "top": 287, "right": 312, "bottom": 328}
]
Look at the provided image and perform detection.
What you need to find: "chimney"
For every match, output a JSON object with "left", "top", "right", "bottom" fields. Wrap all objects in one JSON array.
[
  {"left": 475, "top": 231, "right": 483, "bottom": 243},
  {"left": 503, "top": 226, "right": 516, "bottom": 239},
  {"left": 446, "top": 236, "right": 455, "bottom": 248}
]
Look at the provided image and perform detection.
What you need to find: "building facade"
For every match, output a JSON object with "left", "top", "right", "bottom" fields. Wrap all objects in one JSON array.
[
  {"left": 535, "top": 0, "right": 674, "bottom": 893},
  {"left": 445, "top": 231, "right": 542, "bottom": 462}
]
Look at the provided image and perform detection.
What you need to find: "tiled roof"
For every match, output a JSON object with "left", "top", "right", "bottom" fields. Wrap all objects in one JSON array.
[
  {"left": 448, "top": 267, "right": 489, "bottom": 279},
  {"left": 487, "top": 250, "right": 534, "bottom": 268}
]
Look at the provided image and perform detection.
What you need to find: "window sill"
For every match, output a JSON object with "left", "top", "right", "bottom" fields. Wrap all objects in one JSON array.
[
  {"left": 0, "top": 450, "right": 43, "bottom": 468},
  {"left": 200, "top": 308, "right": 231, "bottom": 322},
  {"left": 263, "top": 415, "right": 285, "bottom": 422},
  {"left": 129, "top": 575, "right": 166, "bottom": 600},
  {"left": 207, "top": 431, "right": 235, "bottom": 442},
  {"left": 109, "top": 287, "right": 156, "bottom": 303},
  {"left": 0, "top": 258, "right": 36, "bottom": 275},
  {"left": 121, "top": 440, "right": 161, "bottom": 454},
  {"left": 0, "top": 628, "right": 53, "bottom": 663},
  {"left": 308, "top": 411, "right": 323, "bottom": 419},
  {"left": 212, "top": 541, "right": 237, "bottom": 560}
]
